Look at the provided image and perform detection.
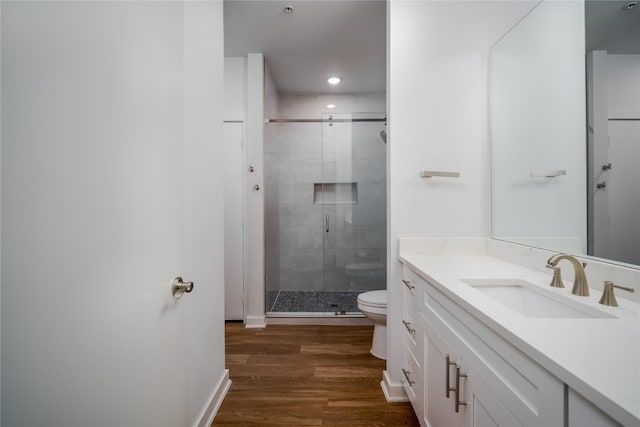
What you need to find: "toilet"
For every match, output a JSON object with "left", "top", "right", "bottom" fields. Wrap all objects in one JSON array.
[{"left": 357, "top": 290, "right": 387, "bottom": 360}]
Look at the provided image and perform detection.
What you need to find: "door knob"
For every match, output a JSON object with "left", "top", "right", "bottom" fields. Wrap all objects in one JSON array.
[{"left": 172, "top": 277, "right": 194, "bottom": 299}]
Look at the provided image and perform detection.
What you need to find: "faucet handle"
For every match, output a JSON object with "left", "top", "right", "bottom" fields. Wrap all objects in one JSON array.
[
  {"left": 598, "top": 281, "right": 635, "bottom": 307},
  {"left": 546, "top": 265, "right": 565, "bottom": 288}
]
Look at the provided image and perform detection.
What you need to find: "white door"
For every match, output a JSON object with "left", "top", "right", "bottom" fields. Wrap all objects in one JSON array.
[
  {"left": 424, "top": 325, "right": 463, "bottom": 427},
  {"left": 224, "top": 122, "right": 245, "bottom": 320},
  {"left": 1, "top": 3, "right": 192, "bottom": 425},
  {"left": 461, "top": 364, "right": 520, "bottom": 427}
]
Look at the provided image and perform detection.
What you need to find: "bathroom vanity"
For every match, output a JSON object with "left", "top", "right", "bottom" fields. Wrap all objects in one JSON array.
[{"left": 398, "top": 239, "right": 639, "bottom": 427}]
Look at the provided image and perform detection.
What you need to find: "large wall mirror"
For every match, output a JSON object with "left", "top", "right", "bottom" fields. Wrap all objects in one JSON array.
[{"left": 490, "top": 0, "right": 640, "bottom": 267}]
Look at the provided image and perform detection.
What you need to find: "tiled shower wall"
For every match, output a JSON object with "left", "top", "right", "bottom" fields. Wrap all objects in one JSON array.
[{"left": 264, "top": 94, "right": 386, "bottom": 299}]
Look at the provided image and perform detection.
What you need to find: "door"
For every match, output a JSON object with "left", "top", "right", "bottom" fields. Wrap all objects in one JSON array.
[
  {"left": 461, "top": 364, "right": 521, "bottom": 427},
  {"left": 606, "top": 121, "right": 640, "bottom": 265},
  {"left": 424, "top": 323, "right": 463, "bottom": 427},
  {"left": 224, "top": 122, "right": 245, "bottom": 320},
  {"left": 1, "top": 3, "right": 191, "bottom": 425},
  {"left": 320, "top": 113, "right": 387, "bottom": 315}
]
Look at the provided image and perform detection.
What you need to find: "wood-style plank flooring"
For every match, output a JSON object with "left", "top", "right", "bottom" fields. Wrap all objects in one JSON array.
[{"left": 213, "top": 323, "right": 420, "bottom": 427}]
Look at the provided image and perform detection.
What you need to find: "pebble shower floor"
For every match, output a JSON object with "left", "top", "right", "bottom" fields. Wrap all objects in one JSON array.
[{"left": 267, "top": 290, "right": 363, "bottom": 314}]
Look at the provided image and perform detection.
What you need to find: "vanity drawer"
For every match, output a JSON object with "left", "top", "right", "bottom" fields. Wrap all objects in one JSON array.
[
  {"left": 402, "top": 306, "right": 423, "bottom": 358},
  {"left": 402, "top": 342, "right": 424, "bottom": 414},
  {"left": 402, "top": 266, "right": 427, "bottom": 309}
]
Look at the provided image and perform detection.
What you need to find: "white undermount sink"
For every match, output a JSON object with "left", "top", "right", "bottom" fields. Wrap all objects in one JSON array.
[{"left": 462, "top": 279, "right": 616, "bottom": 319}]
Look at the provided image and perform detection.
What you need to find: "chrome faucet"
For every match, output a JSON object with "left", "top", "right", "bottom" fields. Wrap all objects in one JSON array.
[{"left": 546, "top": 254, "right": 589, "bottom": 296}]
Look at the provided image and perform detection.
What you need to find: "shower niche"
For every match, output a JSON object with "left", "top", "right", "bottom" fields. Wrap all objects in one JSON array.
[
  {"left": 264, "top": 110, "right": 387, "bottom": 316},
  {"left": 313, "top": 182, "right": 358, "bottom": 205}
]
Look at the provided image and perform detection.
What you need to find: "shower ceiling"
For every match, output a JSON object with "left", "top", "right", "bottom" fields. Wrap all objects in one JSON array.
[{"left": 223, "top": 0, "right": 386, "bottom": 94}]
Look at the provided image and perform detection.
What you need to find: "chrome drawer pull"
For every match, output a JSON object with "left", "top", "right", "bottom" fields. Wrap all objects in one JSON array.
[
  {"left": 454, "top": 365, "right": 467, "bottom": 412},
  {"left": 402, "top": 368, "right": 415, "bottom": 386},
  {"left": 402, "top": 320, "right": 416, "bottom": 335},
  {"left": 445, "top": 354, "right": 456, "bottom": 398},
  {"left": 402, "top": 279, "right": 415, "bottom": 290}
]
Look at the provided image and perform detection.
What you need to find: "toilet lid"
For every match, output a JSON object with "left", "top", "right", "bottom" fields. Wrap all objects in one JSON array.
[{"left": 357, "top": 290, "right": 387, "bottom": 308}]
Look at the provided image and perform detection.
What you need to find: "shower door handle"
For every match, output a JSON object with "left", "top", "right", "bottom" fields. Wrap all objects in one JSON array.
[{"left": 325, "top": 215, "right": 329, "bottom": 233}]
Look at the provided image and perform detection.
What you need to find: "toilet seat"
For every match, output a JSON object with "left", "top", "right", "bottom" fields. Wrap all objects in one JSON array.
[
  {"left": 357, "top": 290, "right": 387, "bottom": 315},
  {"left": 357, "top": 290, "right": 387, "bottom": 308}
]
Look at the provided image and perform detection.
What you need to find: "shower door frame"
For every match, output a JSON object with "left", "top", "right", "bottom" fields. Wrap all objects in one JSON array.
[{"left": 264, "top": 113, "right": 387, "bottom": 317}]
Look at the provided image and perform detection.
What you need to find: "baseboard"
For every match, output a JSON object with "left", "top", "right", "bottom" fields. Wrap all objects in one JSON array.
[
  {"left": 244, "top": 315, "right": 266, "bottom": 329},
  {"left": 381, "top": 370, "right": 409, "bottom": 402},
  {"left": 194, "top": 369, "right": 231, "bottom": 427}
]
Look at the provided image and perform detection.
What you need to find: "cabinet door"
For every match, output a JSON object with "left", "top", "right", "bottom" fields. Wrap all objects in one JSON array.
[
  {"left": 424, "top": 322, "right": 463, "bottom": 427},
  {"left": 460, "top": 363, "right": 521, "bottom": 427},
  {"left": 403, "top": 340, "right": 425, "bottom": 425}
]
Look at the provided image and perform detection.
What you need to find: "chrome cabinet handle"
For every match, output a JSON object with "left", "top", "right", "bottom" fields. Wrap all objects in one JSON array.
[
  {"left": 402, "top": 320, "right": 415, "bottom": 335},
  {"left": 402, "top": 279, "right": 415, "bottom": 290},
  {"left": 454, "top": 365, "right": 467, "bottom": 412},
  {"left": 172, "top": 276, "right": 194, "bottom": 299},
  {"left": 325, "top": 215, "right": 329, "bottom": 233},
  {"left": 402, "top": 368, "right": 415, "bottom": 386}
]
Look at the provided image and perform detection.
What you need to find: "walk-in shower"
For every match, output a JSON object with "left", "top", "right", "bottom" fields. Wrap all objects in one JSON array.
[{"left": 264, "top": 112, "right": 387, "bottom": 316}]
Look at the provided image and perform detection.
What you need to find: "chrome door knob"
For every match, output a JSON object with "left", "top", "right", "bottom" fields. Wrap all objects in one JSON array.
[{"left": 172, "top": 277, "right": 194, "bottom": 299}]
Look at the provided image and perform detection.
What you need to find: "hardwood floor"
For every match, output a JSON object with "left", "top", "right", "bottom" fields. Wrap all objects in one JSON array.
[{"left": 213, "top": 323, "right": 420, "bottom": 427}]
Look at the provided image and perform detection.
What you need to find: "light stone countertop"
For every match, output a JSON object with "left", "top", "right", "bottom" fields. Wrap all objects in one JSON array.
[{"left": 399, "top": 253, "right": 640, "bottom": 426}]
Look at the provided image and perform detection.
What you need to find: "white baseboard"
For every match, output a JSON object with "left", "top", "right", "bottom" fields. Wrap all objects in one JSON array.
[
  {"left": 194, "top": 369, "right": 231, "bottom": 427},
  {"left": 381, "top": 370, "right": 409, "bottom": 402},
  {"left": 245, "top": 315, "right": 266, "bottom": 329}
]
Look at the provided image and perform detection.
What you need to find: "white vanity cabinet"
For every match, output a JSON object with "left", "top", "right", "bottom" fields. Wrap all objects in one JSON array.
[
  {"left": 401, "top": 268, "right": 425, "bottom": 424},
  {"left": 401, "top": 264, "right": 565, "bottom": 427}
]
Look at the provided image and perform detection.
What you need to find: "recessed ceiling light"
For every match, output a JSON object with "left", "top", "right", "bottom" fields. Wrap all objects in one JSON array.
[
  {"left": 623, "top": 1, "right": 637, "bottom": 9},
  {"left": 327, "top": 77, "right": 341, "bottom": 85},
  {"left": 283, "top": 5, "right": 294, "bottom": 13},
  {"left": 326, "top": 104, "right": 336, "bottom": 109}
]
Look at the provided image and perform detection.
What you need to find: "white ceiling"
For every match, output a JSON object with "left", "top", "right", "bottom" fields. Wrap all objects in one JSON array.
[
  {"left": 224, "top": 0, "right": 386, "bottom": 94},
  {"left": 586, "top": 0, "right": 640, "bottom": 54},
  {"left": 224, "top": 0, "right": 639, "bottom": 94}
]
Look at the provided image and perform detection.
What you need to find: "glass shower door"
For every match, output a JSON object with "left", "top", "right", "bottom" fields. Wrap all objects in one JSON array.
[
  {"left": 320, "top": 113, "right": 387, "bottom": 316},
  {"left": 264, "top": 112, "right": 386, "bottom": 316}
]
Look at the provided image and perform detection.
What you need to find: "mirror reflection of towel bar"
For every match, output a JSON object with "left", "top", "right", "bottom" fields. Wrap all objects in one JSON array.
[
  {"left": 530, "top": 170, "right": 566, "bottom": 178},
  {"left": 420, "top": 171, "right": 460, "bottom": 178}
]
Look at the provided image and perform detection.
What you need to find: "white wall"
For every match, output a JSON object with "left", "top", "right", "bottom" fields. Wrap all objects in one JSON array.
[
  {"left": 224, "top": 57, "right": 247, "bottom": 121},
  {"left": 223, "top": 55, "right": 267, "bottom": 327},
  {"left": 264, "top": 60, "right": 279, "bottom": 119},
  {"left": 607, "top": 55, "right": 640, "bottom": 119},
  {"left": 244, "top": 53, "right": 267, "bottom": 327},
  {"left": 386, "top": 0, "right": 538, "bottom": 398},
  {"left": 1, "top": 2, "right": 227, "bottom": 426}
]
